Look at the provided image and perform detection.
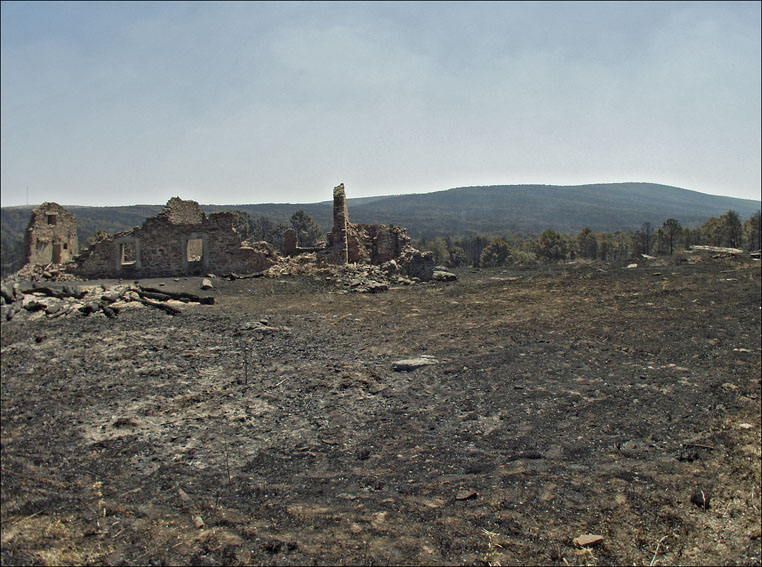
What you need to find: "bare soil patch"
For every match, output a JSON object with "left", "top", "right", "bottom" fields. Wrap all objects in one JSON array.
[{"left": 2, "top": 256, "right": 760, "bottom": 566}]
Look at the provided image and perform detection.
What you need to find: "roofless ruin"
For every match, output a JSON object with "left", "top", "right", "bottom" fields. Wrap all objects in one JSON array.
[{"left": 23, "top": 184, "right": 434, "bottom": 281}]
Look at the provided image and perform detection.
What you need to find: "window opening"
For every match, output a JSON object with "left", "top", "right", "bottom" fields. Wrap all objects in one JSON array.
[
  {"left": 120, "top": 242, "right": 137, "bottom": 265},
  {"left": 186, "top": 238, "right": 203, "bottom": 262},
  {"left": 47, "top": 215, "right": 57, "bottom": 225}
]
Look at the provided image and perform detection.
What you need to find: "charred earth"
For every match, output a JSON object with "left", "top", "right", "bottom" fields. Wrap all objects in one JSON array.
[{"left": 1, "top": 253, "right": 760, "bottom": 566}]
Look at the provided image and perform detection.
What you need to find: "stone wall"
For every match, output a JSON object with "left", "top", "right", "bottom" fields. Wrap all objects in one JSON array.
[
  {"left": 24, "top": 203, "right": 79, "bottom": 266},
  {"left": 76, "top": 198, "right": 278, "bottom": 278}
]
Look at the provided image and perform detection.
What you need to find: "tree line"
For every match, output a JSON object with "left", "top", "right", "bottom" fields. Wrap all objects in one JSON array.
[
  {"left": 417, "top": 210, "right": 761, "bottom": 268},
  {"left": 231, "top": 210, "right": 325, "bottom": 250},
  {"left": 2, "top": 207, "right": 759, "bottom": 277}
]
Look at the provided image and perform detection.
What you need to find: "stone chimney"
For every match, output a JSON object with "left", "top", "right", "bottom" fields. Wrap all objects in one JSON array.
[{"left": 330, "top": 183, "right": 349, "bottom": 263}]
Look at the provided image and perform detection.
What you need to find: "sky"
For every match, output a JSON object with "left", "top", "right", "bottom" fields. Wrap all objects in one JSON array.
[{"left": 1, "top": 1, "right": 760, "bottom": 207}]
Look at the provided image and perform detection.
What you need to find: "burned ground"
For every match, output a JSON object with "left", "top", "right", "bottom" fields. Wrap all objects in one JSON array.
[{"left": 1, "top": 256, "right": 760, "bottom": 566}]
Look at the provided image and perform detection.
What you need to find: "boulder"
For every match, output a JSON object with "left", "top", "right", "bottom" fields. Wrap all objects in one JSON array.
[{"left": 433, "top": 270, "right": 457, "bottom": 282}]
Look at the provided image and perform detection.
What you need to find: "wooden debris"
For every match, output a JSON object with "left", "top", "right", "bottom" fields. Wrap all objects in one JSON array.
[{"left": 137, "top": 285, "right": 214, "bottom": 305}]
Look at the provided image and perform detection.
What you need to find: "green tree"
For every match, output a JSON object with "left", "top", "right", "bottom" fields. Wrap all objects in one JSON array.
[
  {"left": 631, "top": 230, "right": 647, "bottom": 258},
  {"left": 427, "top": 237, "right": 451, "bottom": 266},
  {"left": 480, "top": 238, "right": 511, "bottom": 267},
  {"left": 535, "top": 229, "right": 569, "bottom": 263},
  {"left": 86, "top": 229, "right": 111, "bottom": 248},
  {"left": 719, "top": 210, "right": 742, "bottom": 248},
  {"left": 699, "top": 216, "right": 721, "bottom": 246},
  {"left": 448, "top": 245, "right": 467, "bottom": 267},
  {"left": 290, "top": 210, "right": 324, "bottom": 247},
  {"left": 596, "top": 232, "right": 614, "bottom": 261},
  {"left": 270, "top": 223, "right": 290, "bottom": 252},
  {"left": 576, "top": 227, "right": 597, "bottom": 259}
]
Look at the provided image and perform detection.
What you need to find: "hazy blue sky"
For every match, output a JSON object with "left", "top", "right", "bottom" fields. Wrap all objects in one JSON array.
[{"left": 1, "top": 1, "right": 760, "bottom": 206}]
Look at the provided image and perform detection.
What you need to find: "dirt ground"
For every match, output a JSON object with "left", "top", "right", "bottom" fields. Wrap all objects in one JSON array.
[{"left": 1, "top": 254, "right": 760, "bottom": 566}]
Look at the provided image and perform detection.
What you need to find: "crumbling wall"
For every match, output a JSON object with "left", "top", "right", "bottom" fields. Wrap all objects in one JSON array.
[
  {"left": 159, "top": 197, "right": 205, "bottom": 225},
  {"left": 24, "top": 203, "right": 79, "bottom": 266},
  {"left": 318, "top": 184, "right": 434, "bottom": 279},
  {"left": 76, "top": 198, "right": 278, "bottom": 278}
]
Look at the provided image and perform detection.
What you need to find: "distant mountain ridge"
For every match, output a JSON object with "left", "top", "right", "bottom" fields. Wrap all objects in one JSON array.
[
  {"left": 2, "top": 183, "right": 759, "bottom": 256},
  {"left": 340, "top": 182, "right": 760, "bottom": 237}
]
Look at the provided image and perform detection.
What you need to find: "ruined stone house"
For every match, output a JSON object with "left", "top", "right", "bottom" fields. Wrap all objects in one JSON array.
[
  {"left": 75, "top": 197, "right": 277, "bottom": 278},
  {"left": 24, "top": 202, "right": 79, "bottom": 266},
  {"left": 21, "top": 185, "right": 433, "bottom": 281}
]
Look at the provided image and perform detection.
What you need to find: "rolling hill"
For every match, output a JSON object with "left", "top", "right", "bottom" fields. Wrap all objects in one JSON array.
[{"left": 210, "top": 182, "right": 760, "bottom": 237}]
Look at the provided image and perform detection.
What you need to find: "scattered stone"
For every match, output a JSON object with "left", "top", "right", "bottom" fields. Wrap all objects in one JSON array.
[
  {"left": 625, "top": 263, "right": 638, "bottom": 269},
  {"left": 200, "top": 278, "right": 214, "bottom": 290},
  {"left": 455, "top": 489, "right": 478, "bottom": 501},
  {"left": 573, "top": 534, "right": 604, "bottom": 548},
  {"left": 738, "top": 423, "right": 753, "bottom": 430},
  {"left": 241, "top": 321, "right": 280, "bottom": 333},
  {"left": 678, "top": 449, "right": 700, "bottom": 462},
  {"left": 363, "top": 281, "right": 389, "bottom": 293},
  {"left": 391, "top": 356, "right": 439, "bottom": 371},
  {"left": 690, "top": 490, "right": 711, "bottom": 509}
]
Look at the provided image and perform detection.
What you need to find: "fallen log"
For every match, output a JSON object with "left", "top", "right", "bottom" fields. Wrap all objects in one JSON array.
[
  {"left": 101, "top": 304, "right": 119, "bottom": 319},
  {"left": 223, "top": 272, "right": 264, "bottom": 280},
  {"left": 79, "top": 303, "right": 99, "bottom": 316},
  {"left": 137, "top": 285, "right": 214, "bottom": 305},
  {"left": 20, "top": 285, "right": 87, "bottom": 300},
  {"left": 690, "top": 245, "right": 744, "bottom": 255},
  {"left": 138, "top": 297, "right": 182, "bottom": 315},
  {"left": 135, "top": 290, "right": 173, "bottom": 302}
]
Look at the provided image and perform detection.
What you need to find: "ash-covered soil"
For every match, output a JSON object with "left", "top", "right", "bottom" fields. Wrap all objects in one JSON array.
[{"left": 2, "top": 256, "right": 760, "bottom": 566}]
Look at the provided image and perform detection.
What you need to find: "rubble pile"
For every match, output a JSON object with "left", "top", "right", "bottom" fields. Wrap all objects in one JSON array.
[
  {"left": 7, "top": 262, "right": 83, "bottom": 283},
  {"left": 263, "top": 254, "right": 433, "bottom": 293},
  {"left": 0, "top": 281, "right": 213, "bottom": 321}
]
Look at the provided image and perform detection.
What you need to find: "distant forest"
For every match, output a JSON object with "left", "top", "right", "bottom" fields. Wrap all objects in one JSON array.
[{"left": 2, "top": 182, "right": 760, "bottom": 276}]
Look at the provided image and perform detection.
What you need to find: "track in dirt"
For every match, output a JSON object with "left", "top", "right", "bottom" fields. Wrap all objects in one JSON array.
[{"left": 1, "top": 256, "right": 760, "bottom": 566}]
